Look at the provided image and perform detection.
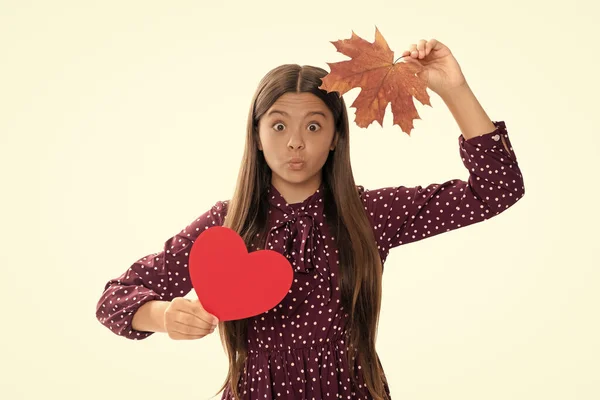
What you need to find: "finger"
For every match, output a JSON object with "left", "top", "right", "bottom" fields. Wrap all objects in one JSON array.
[
  {"left": 179, "top": 312, "right": 215, "bottom": 331},
  {"left": 177, "top": 308, "right": 218, "bottom": 330},
  {"left": 170, "top": 312, "right": 216, "bottom": 334},
  {"left": 426, "top": 38, "right": 439, "bottom": 55},
  {"left": 417, "top": 39, "right": 427, "bottom": 58},
  {"left": 425, "top": 39, "right": 434, "bottom": 56},
  {"left": 173, "top": 319, "right": 215, "bottom": 335},
  {"left": 189, "top": 298, "right": 218, "bottom": 322},
  {"left": 167, "top": 312, "right": 212, "bottom": 336},
  {"left": 187, "top": 299, "right": 220, "bottom": 325},
  {"left": 403, "top": 55, "right": 420, "bottom": 63},
  {"left": 408, "top": 43, "right": 418, "bottom": 58}
]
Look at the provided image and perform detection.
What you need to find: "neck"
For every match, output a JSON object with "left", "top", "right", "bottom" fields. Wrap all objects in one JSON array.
[{"left": 271, "top": 173, "right": 322, "bottom": 204}]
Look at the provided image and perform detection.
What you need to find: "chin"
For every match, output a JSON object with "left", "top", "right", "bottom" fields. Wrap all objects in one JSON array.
[
  {"left": 274, "top": 169, "right": 316, "bottom": 185},
  {"left": 281, "top": 173, "right": 308, "bottom": 184}
]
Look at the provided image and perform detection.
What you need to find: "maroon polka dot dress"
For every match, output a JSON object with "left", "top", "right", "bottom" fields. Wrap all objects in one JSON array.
[{"left": 96, "top": 121, "right": 525, "bottom": 399}]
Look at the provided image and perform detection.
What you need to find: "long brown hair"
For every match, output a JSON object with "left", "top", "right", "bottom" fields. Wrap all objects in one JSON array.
[{"left": 215, "top": 64, "right": 389, "bottom": 400}]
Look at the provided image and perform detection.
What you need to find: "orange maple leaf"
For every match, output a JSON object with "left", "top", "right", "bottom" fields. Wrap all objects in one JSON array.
[{"left": 319, "top": 27, "right": 431, "bottom": 135}]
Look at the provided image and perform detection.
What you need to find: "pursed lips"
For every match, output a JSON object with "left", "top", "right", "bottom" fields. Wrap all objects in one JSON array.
[{"left": 286, "top": 157, "right": 306, "bottom": 170}]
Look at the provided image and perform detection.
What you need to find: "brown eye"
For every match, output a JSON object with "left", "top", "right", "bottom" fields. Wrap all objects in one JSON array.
[
  {"left": 272, "top": 123, "right": 285, "bottom": 131},
  {"left": 308, "top": 123, "right": 321, "bottom": 132}
]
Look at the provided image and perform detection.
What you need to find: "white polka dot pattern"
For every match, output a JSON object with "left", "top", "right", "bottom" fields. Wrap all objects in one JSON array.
[
  {"left": 360, "top": 120, "right": 524, "bottom": 265},
  {"left": 96, "top": 121, "right": 524, "bottom": 399}
]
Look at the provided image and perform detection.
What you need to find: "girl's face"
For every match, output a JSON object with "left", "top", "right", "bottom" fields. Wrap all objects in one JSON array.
[{"left": 257, "top": 92, "right": 338, "bottom": 194}]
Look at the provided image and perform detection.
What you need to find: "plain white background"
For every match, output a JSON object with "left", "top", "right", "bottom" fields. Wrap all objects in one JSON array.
[{"left": 2, "top": 0, "right": 598, "bottom": 399}]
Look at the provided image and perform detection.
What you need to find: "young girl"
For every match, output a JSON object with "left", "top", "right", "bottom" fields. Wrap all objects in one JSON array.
[{"left": 96, "top": 39, "right": 525, "bottom": 400}]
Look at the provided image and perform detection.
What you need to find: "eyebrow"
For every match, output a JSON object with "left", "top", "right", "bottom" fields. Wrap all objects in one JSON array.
[{"left": 266, "top": 109, "right": 327, "bottom": 118}]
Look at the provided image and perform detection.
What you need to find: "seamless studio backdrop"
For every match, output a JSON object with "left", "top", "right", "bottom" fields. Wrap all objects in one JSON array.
[{"left": 2, "top": 1, "right": 598, "bottom": 399}]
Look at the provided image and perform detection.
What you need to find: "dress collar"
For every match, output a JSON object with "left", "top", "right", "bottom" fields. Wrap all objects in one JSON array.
[{"left": 266, "top": 181, "right": 326, "bottom": 216}]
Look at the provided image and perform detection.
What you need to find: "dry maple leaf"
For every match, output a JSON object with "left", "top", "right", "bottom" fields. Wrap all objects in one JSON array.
[{"left": 319, "top": 26, "right": 431, "bottom": 135}]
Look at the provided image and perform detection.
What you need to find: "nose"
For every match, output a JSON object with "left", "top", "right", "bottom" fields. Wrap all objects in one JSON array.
[
  {"left": 287, "top": 131, "right": 305, "bottom": 150},
  {"left": 288, "top": 142, "right": 304, "bottom": 150}
]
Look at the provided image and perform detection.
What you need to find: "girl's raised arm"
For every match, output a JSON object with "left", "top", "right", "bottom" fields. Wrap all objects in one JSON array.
[
  {"left": 360, "top": 121, "right": 524, "bottom": 263},
  {"left": 95, "top": 200, "right": 228, "bottom": 339}
]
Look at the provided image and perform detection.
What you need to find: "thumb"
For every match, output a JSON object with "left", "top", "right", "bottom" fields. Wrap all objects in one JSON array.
[
  {"left": 190, "top": 298, "right": 219, "bottom": 324},
  {"left": 189, "top": 297, "right": 204, "bottom": 308},
  {"left": 402, "top": 56, "right": 422, "bottom": 66}
]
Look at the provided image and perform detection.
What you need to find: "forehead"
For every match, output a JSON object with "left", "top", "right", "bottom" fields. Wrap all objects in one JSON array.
[{"left": 266, "top": 92, "right": 331, "bottom": 118}]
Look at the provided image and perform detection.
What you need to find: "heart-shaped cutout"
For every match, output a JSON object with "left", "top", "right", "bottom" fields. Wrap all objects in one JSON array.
[{"left": 189, "top": 226, "right": 293, "bottom": 321}]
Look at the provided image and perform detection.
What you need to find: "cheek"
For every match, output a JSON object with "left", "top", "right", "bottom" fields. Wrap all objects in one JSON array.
[
  {"left": 260, "top": 140, "right": 278, "bottom": 159},
  {"left": 309, "top": 139, "right": 333, "bottom": 166},
  {"left": 314, "top": 149, "right": 331, "bottom": 167},
  {"left": 258, "top": 138, "right": 280, "bottom": 168}
]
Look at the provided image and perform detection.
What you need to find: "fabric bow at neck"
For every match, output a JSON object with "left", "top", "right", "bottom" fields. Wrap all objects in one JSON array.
[{"left": 264, "top": 184, "right": 332, "bottom": 304}]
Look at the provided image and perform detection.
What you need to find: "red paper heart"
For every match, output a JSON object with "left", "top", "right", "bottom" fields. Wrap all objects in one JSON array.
[{"left": 189, "top": 226, "right": 293, "bottom": 321}]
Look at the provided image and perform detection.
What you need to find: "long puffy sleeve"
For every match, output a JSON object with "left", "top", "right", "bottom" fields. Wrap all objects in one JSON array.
[
  {"left": 360, "top": 120, "right": 525, "bottom": 264},
  {"left": 95, "top": 200, "right": 228, "bottom": 340}
]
